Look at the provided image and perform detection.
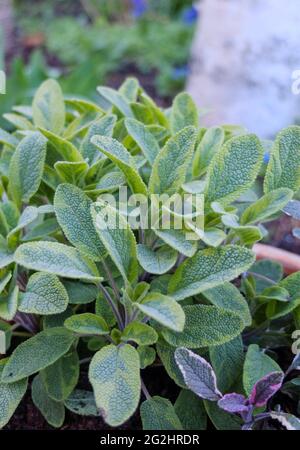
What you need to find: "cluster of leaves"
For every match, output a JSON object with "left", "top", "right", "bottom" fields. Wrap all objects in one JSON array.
[
  {"left": 12, "top": 0, "right": 195, "bottom": 100},
  {"left": 175, "top": 347, "right": 300, "bottom": 430},
  {"left": 0, "top": 77, "right": 300, "bottom": 430}
]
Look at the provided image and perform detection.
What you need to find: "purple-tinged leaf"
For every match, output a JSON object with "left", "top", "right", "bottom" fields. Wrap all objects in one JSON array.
[
  {"left": 242, "top": 422, "right": 254, "bottom": 430},
  {"left": 218, "top": 393, "right": 249, "bottom": 414},
  {"left": 249, "top": 371, "right": 284, "bottom": 407},
  {"left": 175, "top": 347, "right": 222, "bottom": 401}
]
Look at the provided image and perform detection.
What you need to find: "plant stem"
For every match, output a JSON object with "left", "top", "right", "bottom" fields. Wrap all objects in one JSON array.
[
  {"left": 98, "top": 283, "right": 124, "bottom": 330},
  {"left": 139, "top": 227, "right": 145, "bottom": 245},
  {"left": 14, "top": 312, "right": 38, "bottom": 334},
  {"left": 141, "top": 378, "right": 151, "bottom": 400},
  {"left": 140, "top": 271, "right": 150, "bottom": 282},
  {"left": 243, "top": 320, "right": 269, "bottom": 339},
  {"left": 101, "top": 260, "right": 120, "bottom": 301},
  {"left": 79, "top": 357, "right": 92, "bottom": 365},
  {"left": 12, "top": 331, "right": 32, "bottom": 338},
  {"left": 246, "top": 271, "right": 277, "bottom": 286}
]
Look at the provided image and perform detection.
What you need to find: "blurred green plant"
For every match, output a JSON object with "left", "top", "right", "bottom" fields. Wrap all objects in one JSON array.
[
  {"left": 0, "top": 51, "right": 51, "bottom": 130},
  {"left": 10, "top": 0, "right": 196, "bottom": 105}
]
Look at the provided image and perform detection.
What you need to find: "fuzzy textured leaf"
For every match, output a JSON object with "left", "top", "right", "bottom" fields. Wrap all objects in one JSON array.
[
  {"left": 64, "top": 389, "right": 98, "bottom": 416},
  {"left": 40, "top": 351, "right": 79, "bottom": 402},
  {"left": 32, "top": 79, "right": 65, "bottom": 135},
  {"left": 19, "top": 272, "right": 68, "bottom": 315},
  {"left": 137, "top": 244, "right": 177, "bottom": 275},
  {"left": 209, "top": 336, "right": 244, "bottom": 392},
  {"left": 168, "top": 245, "right": 255, "bottom": 301},
  {"left": 140, "top": 396, "right": 183, "bottom": 430},
  {"left": 170, "top": 92, "right": 198, "bottom": 134},
  {"left": 15, "top": 242, "right": 101, "bottom": 281},
  {"left": 153, "top": 229, "right": 197, "bottom": 258},
  {"left": 205, "top": 134, "right": 263, "bottom": 205},
  {"left": 125, "top": 118, "right": 160, "bottom": 164},
  {"left": 64, "top": 313, "right": 109, "bottom": 336},
  {"left": 121, "top": 322, "right": 158, "bottom": 346},
  {"left": 8, "top": 132, "right": 47, "bottom": 205},
  {"left": 136, "top": 292, "right": 185, "bottom": 332},
  {"left": 31, "top": 374, "right": 65, "bottom": 428},
  {"left": 91, "top": 201, "right": 138, "bottom": 283},
  {"left": 0, "top": 286, "right": 19, "bottom": 321},
  {"left": 203, "top": 282, "right": 251, "bottom": 326},
  {"left": 1, "top": 327, "right": 75, "bottom": 383},
  {"left": 40, "top": 128, "right": 83, "bottom": 162},
  {"left": 264, "top": 126, "right": 300, "bottom": 193},
  {"left": 91, "top": 135, "right": 147, "bottom": 195},
  {"left": 193, "top": 127, "right": 225, "bottom": 178},
  {"left": 149, "top": 126, "right": 197, "bottom": 195},
  {"left": 162, "top": 305, "right": 244, "bottom": 348},
  {"left": 0, "top": 360, "right": 28, "bottom": 429},
  {"left": 54, "top": 183, "right": 105, "bottom": 261},
  {"left": 241, "top": 188, "right": 293, "bottom": 225},
  {"left": 89, "top": 344, "right": 141, "bottom": 427},
  {"left": 80, "top": 115, "right": 116, "bottom": 165},
  {"left": 249, "top": 371, "right": 283, "bottom": 407},
  {"left": 174, "top": 390, "right": 207, "bottom": 430}
]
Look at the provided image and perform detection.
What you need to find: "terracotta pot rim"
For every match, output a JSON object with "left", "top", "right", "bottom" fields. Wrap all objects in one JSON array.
[{"left": 253, "top": 243, "right": 300, "bottom": 275}]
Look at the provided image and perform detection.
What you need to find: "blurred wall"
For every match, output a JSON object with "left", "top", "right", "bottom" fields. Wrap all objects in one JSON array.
[
  {"left": 187, "top": 0, "right": 300, "bottom": 138},
  {"left": 0, "top": 0, "right": 13, "bottom": 58}
]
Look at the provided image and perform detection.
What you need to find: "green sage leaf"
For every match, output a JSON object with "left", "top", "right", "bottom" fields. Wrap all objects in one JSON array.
[
  {"left": 136, "top": 292, "right": 185, "bottom": 332},
  {"left": 264, "top": 126, "right": 300, "bottom": 193},
  {"left": 91, "top": 135, "right": 147, "bottom": 195},
  {"left": 40, "top": 351, "right": 79, "bottom": 401},
  {"left": 54, "top": 183, "right": 105, "bottom": 261},
  {"left": 15, "top": 241, "right": 101, "bottom": 282},
  {"left": 89, "top": 344, "right": 141, "bottom": 427},
  {"left": 8, "top": 132, "right": 47, "bottom": 205},
  {"left": 125, "top": 118, "right": 160, "bottom": 164},
  {"left": 205, "top": 134, "right": 263, "bottom": 206},
  {"left": 32, "top": 79, "right": 65, "bottom": 135},
  {"left": 31, "top": 374, "right": 65, "bottom": 428},
  {"left": 0, "top": 360, "right": 28, "bottom": 429},
  {"left": 203, "top": 282, "right": 251, "bottom": 326},
  {"left": 64, "top": 313, "right": 109, "bottom": 336},
  {"left": 162, "top": 305, "right": 244, "bottom": 349},
  {"left": 140, "top": 396, "right": 183, "bottom": 430},
  {"left": 1, "top": 327, "right": 75, "bottom": 383},
  {"left": 241, "top": 188, "right": 293, "bottom": 225},
  {"left": 91, "top": 201, "right": 138, "bottom": 284},
  {"left": 121, "top": 322, "right": 158, "bottom": 346},
  {"left": 149, "top": 126, "right": 197, "bottom": 195},
  {"left": 137, "top": 244, "right": 177, "bottom": 275},
  {"left": 170, "top": 92, "right": 198, "bottom": 134},
  {"left": 19, "top": 272, "right": 69, "bottom": 315},
  {"left": 243, "top": 344, "right": 282, "bottom": 396},
  {"left": 168, "top": 245, "right": 255, "bottom": 301}
]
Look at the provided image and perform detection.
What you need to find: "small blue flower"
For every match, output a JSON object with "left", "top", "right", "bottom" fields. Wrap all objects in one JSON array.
[
  {"left": 171, "top": 65, "right": 189, "bottom": 81},
  {"left": 263, "top": 152, "right": 270, "bottom": 164},
  {"left": 181, "top": 5, "right": 198, "bottom": 24},
  {"left": 131, "top": 0, "right": 148, "bottom": 18}
]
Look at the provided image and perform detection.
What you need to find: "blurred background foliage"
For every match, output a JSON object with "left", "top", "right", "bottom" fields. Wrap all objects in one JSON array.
[{"left": 0, "top": 0, "right": 198, "bottom": 128}]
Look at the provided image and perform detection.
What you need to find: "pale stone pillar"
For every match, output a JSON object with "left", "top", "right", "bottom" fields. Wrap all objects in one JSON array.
[{"left": 187, "top": 0, "right": 300, "bottom": 138}]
